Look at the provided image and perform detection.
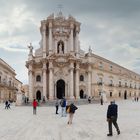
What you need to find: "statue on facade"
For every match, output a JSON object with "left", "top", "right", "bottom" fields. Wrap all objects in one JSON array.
[
  {"left": 59, "top": 42, "right": 63, "bottom": 54},
  {"left": 88, "top": 46, "right": 92, "bottom": 54},
  {"left": 28, "top": 43, "right": 33, "bottom": 54}
]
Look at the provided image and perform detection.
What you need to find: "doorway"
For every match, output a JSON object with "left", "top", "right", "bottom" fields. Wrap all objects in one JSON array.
[
  {"left": 56, "top": 79, "right": 65, "bottom": 99},
  {"left": 124, "top": 90, "right": 127, "bottom": 99},
  {"left": 80, "top": 90, "right": 84, "bottom": 99},
  {"left": 36, "top": 90, "right": 41, "bottom": 100}
]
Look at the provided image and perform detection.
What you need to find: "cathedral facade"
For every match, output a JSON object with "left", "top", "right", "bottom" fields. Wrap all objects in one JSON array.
[{"left": 26, "top": 12, "right": 140, "bottom": 101}]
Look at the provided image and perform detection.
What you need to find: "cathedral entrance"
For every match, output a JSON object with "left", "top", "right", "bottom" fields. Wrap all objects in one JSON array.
[
  {"left": 36, "top": 90, "right": 41, "bottom": 101},
  {"left": 56, "top": 79, "right": 65, "bottom": 99},
  {"left": 124, "top": 90, "right": 127, "bottom": 100},
  {"left": 80, "top": 90, "right": 84, "bottom": 99}
]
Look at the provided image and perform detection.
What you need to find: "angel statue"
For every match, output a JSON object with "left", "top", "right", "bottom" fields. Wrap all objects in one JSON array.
[{"left": 28, "top": 43, "right": 33, "bottom": 54}]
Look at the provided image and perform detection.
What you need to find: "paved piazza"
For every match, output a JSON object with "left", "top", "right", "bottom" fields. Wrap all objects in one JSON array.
[{"left": 0, "top": 100, "right": 140, "bottom": 140}]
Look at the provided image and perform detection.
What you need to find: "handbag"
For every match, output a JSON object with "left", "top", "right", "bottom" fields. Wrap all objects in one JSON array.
[{"left": 66, "top": 106, "right": 70, "bottom": 113}]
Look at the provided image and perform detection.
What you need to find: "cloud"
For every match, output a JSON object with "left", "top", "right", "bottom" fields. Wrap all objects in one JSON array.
[{"left": 0, "top": 0, "right": 140, "bottom": 84}]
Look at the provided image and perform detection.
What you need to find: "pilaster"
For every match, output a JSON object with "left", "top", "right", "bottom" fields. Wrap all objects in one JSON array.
[
  {"left": 42, "top": 62, "right": 47, "bottom": 100},
  {"left": 70, "top": 23, "right": 74, "bottom": 53},
  {"left": 42, "top": 24, "right": 46, "bottom": 58},
  {"left": 75, "top": 63, "right": 80, "bottom": 99},
  {"left": 28, "top": 65, "right": 33, "bottom": 101},
  {"left": 69, "top": 62, "right": 74, "bottom": 99},
  {"left": 49, "top": 61, "right": 54, "bottom": 99},
  {"left": 49, "top": 22, "right": 53, "bottom": 54},
  {"left": 87, "top": 65, "right": 92, "bottom": 97}
]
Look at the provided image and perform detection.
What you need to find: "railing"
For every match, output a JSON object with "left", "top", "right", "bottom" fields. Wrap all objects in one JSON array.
[{"left": 0, "top": 81, "right": 16, "bottom": 90}]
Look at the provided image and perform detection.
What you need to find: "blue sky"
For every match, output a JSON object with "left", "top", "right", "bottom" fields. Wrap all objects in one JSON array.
[{"left": 0, "top": 0, "right": 140, "bottom": 84}]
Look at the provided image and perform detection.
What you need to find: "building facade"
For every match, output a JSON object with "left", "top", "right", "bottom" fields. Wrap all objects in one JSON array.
[
  {"left": 0, "top": 58, "right": 22, "bottom": 102},
  {"left": 26, "top": 12, "right": 140, "bottom": 101}
]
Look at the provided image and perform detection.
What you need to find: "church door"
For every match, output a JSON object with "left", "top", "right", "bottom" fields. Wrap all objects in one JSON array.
[
  {"left": 36, "top": 90, "right": 41, "bottom": 101},
  {"left": 124, "top": 90, "right": 127, "bottom": 100},
  {"left": 56, "top": 79, "right": 65, "bottom": 99},
  {"left": 80, "top": 90, "right": 84, "bottom": 99}
]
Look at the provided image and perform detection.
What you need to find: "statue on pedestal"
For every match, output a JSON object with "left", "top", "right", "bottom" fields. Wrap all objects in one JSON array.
[
  {"left": 28, "top": 43, "right": 33, "bottom": 54},
  {"left": 59, "top": 42, "right": 63, "bottom": 54}
]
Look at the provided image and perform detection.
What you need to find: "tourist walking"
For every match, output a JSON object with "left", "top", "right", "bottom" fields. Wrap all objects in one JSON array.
[
  {"left": 100, "top": 96, "right": 103, "bottom": 105},
  {"left": 5, "top": 100, "right": 8, "bottom": 109},
  {"left": 107, "top": 100, "right": 120, "bottom": 136},
  {"left": 32, "top": 99, "right": 38, "bottom": 115},
  {"left": 60, "top": 97, "right": 66, "bottom": 117},
  {"left": 7, "top": 100, "right": 11, "bottom": 109},
  {"left": 67, "top": 102, "right": 78, "bottom": 124},
  {"left": 136, "top": 97, "right": 139, "bottom": 102},
  {"left": 88, "top": 96, "right": 91, "bottom": 103},
  {"left": 55, "top": 99, "right": 59, "bottom": 114}
]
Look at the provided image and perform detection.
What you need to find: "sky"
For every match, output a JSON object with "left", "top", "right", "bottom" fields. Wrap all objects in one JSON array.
[{"left": 0, "top": 0, "right": 140, "bottom": 84}]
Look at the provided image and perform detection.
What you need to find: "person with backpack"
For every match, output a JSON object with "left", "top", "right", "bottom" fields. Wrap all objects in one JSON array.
[
  {"left": 67, "top": 102, "right": 78, "bottom": 124},
  {"left": 60, "top": 98, "right": 66, "bottom": 117}
]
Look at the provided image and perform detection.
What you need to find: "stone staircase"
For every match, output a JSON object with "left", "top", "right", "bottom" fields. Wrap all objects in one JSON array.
[{"left": 21, "top": 98, "right": 100, "bottom": 107}]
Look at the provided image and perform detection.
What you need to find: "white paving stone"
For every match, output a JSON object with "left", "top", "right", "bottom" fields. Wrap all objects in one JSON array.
[{"left": 0, "top": 100, "right": 140, "bottom": 140}]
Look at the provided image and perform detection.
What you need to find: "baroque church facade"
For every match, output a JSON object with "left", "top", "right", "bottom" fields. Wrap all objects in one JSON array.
[{"left": 26, "top": 12, "right": 140, "bottom": 101}]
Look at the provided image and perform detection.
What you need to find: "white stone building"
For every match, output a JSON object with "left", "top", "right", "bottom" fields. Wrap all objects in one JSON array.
[
  {"left": 26, "top": 12, "right": 140, "bottom": 101},
  {"left": 0, "top": 58, "right": 22, "bottom": 102}
]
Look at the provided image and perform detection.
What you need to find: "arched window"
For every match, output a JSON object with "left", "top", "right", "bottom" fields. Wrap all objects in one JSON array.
[
  {"left": 119, "top": 92, "right": 121, "bottom": 97},
  {"left": 9, "top": 81, "right": 11, "bottom": 86},
  {"left": 36, "top": 75, "right": 41, "bottom": 82},
  {"left": 80, "top": 75, "right": 84, "bottom": 81},
  {"left": 109, "top": 80, "right": 113, "bottom": 86},
  {"left": 110, "top": 92, "right": 112, "bottom": 97},
  {"left": 99, "top": 62, "right": 103, "bottom": 69}
]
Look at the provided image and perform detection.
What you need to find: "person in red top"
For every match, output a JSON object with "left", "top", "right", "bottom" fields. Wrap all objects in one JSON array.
[{"left": 32, "top": 99, "right": 37, "bottom": 115}]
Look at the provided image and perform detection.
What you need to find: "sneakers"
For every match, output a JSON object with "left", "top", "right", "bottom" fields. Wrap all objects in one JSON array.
[{"left": 107, "top": 134, "right": 112, "bottom": 136}]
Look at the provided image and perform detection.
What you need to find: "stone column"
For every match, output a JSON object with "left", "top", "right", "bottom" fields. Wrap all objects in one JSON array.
[
  {"left": 42, "top": 24, "right": 46, "bottom": 58},
  {"left": 64, "top": 38, "right": 67, "bottom": 54},
  {"left": 87, "top": 65, "right": 92, "bottom": 97},
  {"left": 42, "top": 62, "right": 47, "bottom": 100},
  {"left": 75, "top": 27, "right": 79, "bottom": 57},
  {"left": 55, "top": 40, "right": 57, "bottom": 54},
  {"left": 70, "top": 24, "right": 74, "bottom": 52},
  {"left": 70, "top": 62, "right": 74, "bottom": 99},
  {"left": 49, "top": 22, "right": 52, "bottom": 54},
  {"left": 75, "top": 63, "right": 80, "bottom": 99},
  {"left": 28, "top": 65, "right": 33, "bottom": 101},
  {"left": 49, "top": 61, "right": 54, "bottom": 99}
]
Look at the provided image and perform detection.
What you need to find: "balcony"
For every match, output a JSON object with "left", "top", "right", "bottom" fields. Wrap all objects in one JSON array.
[{"left": 0, "top": 81, "right": 16, "bottom": 90}]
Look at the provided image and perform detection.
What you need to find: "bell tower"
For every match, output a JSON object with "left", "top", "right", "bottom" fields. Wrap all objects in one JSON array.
[{"left": 40, "top": 12, "right": 81, "bottom": 57}]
